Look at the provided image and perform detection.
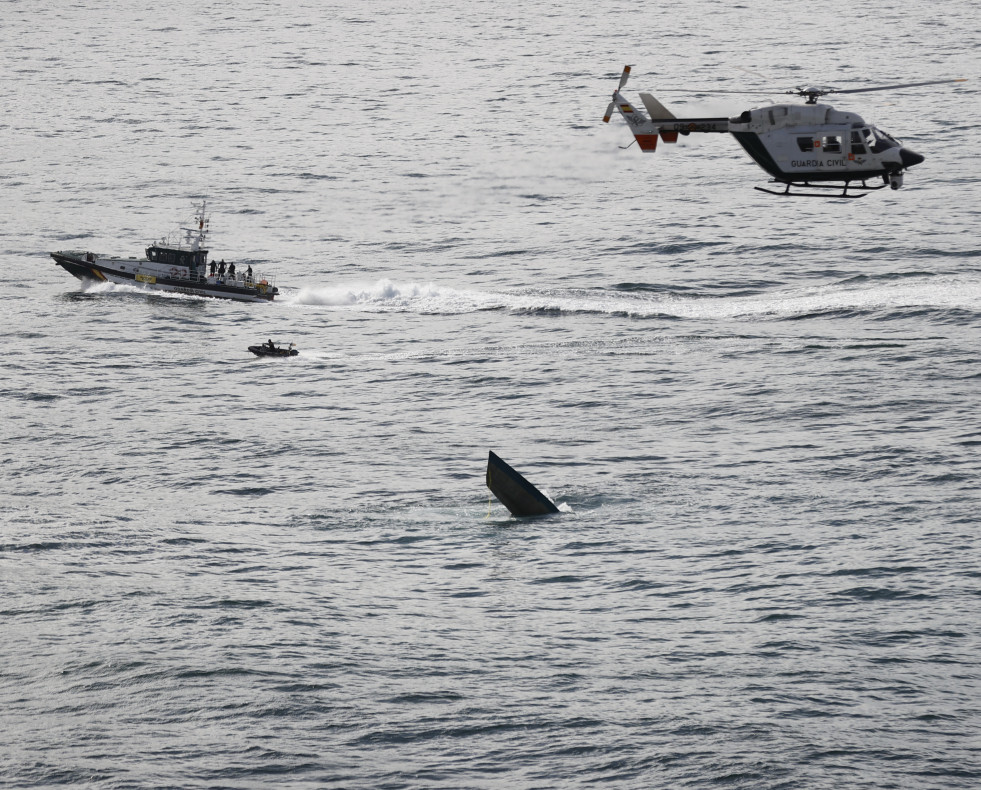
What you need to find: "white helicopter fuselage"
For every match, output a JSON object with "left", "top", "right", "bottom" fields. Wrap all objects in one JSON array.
[{"left": 726, "top": 103, "right": 920, "bottom": 187}]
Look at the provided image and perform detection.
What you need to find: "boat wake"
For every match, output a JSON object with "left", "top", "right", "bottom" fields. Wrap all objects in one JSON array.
[
  {"left": 79, "top": 280, "right": 204, "bottom": 301},
  {"left": 289, "top": 280, "right": 449, "bottom": 309},
  {"left": 285, "top": 273, "right": 981, "bottom": 322}
]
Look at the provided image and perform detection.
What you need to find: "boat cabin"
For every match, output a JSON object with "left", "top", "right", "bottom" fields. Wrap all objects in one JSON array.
[{"left": 145, "top": 245, "right": 208, "bottom": 269}]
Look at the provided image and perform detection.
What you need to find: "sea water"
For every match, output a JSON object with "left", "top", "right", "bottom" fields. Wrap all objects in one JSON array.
[{"left": 2, "top": 0, "right": 979, "bottom": 787}]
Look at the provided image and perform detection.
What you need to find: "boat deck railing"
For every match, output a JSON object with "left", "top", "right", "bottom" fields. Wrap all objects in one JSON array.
[
  {"left": 164, "top": 269, "right": 276, "bottom": 289},
  {"left": 203, "top": 271, "right": 277, "bottom": 289}
]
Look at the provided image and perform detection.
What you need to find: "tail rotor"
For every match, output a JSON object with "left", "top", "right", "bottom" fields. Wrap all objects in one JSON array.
[{"left": 603, "top": 65, "right": 632, "bottom": 122}]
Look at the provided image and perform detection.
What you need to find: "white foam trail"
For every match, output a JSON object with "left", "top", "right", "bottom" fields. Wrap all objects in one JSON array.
[
  {"left": 287, "top": 279, "right": 507, "bottom": 313},
  {"left": 703, "top": 275, "right": 981, "bottom": 320},
  {"left": 283, "top": 274, "right": 981, "bottom": 321},
  {"left": 79, "top": 280, "right": 201, "bottom": 300},
  {"left": 290, "top": 279, "right": 442, "bottom": 308}
]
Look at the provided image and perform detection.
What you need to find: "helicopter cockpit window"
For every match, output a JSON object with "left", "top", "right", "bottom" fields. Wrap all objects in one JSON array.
[
  {"left": 823, "top": 135, "right": 841, "bottom": 153},
  {"left": 796, "top": 136, "right": 814, "bottom": 152},
  {"left": 869, "top": 127, "right": 899, "bottom": 153}
]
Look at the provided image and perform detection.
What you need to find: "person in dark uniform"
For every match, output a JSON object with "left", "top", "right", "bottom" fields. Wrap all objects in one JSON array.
[
  {"left": 228, "top": 262, "right": 236, "bottom": 278},
  {"left": 209, "top": 259, "right": 217, "bottom": 276},
  {"left": 217, "top": 260, "right": 226, "bottom": 277},
  {"left": 245, "top": 265, "right": 253, "bottom": 283}
]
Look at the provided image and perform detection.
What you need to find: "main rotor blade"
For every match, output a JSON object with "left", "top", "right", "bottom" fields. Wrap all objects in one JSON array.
[
  {"left": 833, "top": 78, "right": 967, "bottom": 95},
  {"left": 624, "top": 78, "right": 967, "bottom": 98},
  {"left": 654, "top": 88, "right": 775, "bottom": 94}
]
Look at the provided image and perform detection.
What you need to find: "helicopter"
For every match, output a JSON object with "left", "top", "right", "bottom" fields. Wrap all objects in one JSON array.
[{"left": 603, "top": 66, "right": 967, "bottom": 198}]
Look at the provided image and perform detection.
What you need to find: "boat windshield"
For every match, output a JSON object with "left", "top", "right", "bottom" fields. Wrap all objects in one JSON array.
[{"left": 146, "top": 246, "right": 207, "bottom": 268}]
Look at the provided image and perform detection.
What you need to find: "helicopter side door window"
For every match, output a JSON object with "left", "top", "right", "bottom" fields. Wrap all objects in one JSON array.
[
  {"left": 823, "top": 135, "right": 841, "bottom": 153},
  {"left": 850, "top": 130, "right": 866, "bottom": 155},
  {"left": 796, "top": 136, "right": 814, "bottom": 152}
]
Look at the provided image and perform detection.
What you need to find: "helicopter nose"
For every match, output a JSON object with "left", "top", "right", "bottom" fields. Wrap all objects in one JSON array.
[{"left": 899, "top": 148, "right": 925, "bottom": 168}]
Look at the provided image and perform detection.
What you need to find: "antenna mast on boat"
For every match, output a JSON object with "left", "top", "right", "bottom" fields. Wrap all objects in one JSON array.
[{"left": 181, "top": 200, "right": 210, "bottom": 251}]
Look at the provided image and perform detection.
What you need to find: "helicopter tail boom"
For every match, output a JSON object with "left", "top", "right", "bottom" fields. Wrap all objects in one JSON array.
[{"left": 605, "top": 79, "right": 730, "bottom": 152}]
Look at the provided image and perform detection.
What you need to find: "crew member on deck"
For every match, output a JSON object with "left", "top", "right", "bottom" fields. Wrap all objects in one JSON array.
[
  {"left": 228, "top": 262, "right": 236, "bottom": 278},
  {"left": 218, "top": 260, "right": 226, "bottom": 277},
  {"left": 245, "top": 265, "right": 253, "bottom": 283},
  {"left": 209, "top": 260, "right": 217, "bottom": 276}
]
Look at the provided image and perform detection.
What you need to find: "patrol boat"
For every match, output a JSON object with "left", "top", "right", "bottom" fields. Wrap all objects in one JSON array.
[{"left": 50, "top": 202, "right": 280, "bottom": 302}]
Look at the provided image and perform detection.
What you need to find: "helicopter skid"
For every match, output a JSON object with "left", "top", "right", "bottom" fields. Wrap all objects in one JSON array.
[
  {"left": 755, "top": 185, "right": 867, "bottom": 199},
  {"left": 755, "top": 179, "right": 889, "bottom": 199}
]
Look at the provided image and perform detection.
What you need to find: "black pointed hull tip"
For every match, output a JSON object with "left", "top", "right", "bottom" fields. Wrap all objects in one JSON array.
[{"left": 486, "top": 451, "right": 560, "bottom": 517}]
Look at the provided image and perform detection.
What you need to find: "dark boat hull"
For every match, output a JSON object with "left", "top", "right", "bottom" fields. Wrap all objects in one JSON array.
[
  {"left": 486, "top": 451, "right": 559, "bottom": 517},
  {"left": 248, "top": 345, "right": 298, "bottom": 357}
]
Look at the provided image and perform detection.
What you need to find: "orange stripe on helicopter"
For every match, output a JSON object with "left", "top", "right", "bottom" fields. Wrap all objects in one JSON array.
[{"left": 635, "top": 134, "right": 658, "bottom": 152}]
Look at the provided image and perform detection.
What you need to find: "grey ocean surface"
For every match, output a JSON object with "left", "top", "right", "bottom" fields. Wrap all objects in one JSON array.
[{"left": 2, "top": 0, "right": 980, "bottom": 787}]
